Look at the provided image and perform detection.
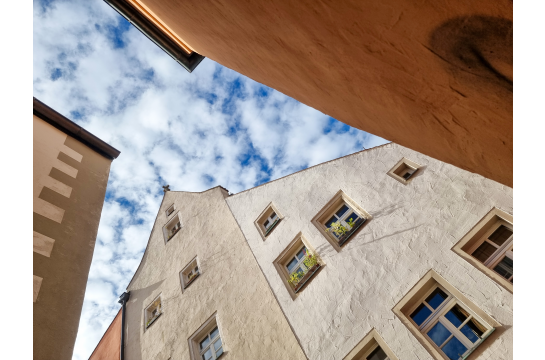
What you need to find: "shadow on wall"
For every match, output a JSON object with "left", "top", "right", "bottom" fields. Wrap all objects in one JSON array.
[
  {"left": 125, "top": 280, "right": 164, "bottom": 360},
  {"left": 429, "top": 16, "right": 513, "bottom": 94}
]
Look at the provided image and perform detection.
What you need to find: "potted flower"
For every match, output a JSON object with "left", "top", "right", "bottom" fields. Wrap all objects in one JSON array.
[
  {"left": 326, "top": 217, "right": 366, "bottom": 246},
  {"left": 288, "top": 252, "right": 321, "bottom": 293}
]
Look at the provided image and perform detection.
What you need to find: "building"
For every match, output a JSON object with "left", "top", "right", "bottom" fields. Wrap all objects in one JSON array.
[
  {"left": 33, "top": 98, "right": 120, "bottom": 360},
  {"left": 89, "top": 310, "right": 123, "bottom": 360},
  {"left": 96, "top": 142, "right": 511, "bottom": 360},
  {"left": 102, "top": 0, "right": 512, "bottom": 187}
]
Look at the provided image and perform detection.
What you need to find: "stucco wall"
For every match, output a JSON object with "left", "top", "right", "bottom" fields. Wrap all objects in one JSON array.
[
  {"left": 226, "top": 143, "right": 513, "bottom": 360},
  {"left": 89, "top": 309, "right": 122, "bottom": 360},
  {"left": 131, "top": 0, "right": 512, "bottom": 187},
  {"left": 125, "top": 187, "right": 307, "bottom": 360}
]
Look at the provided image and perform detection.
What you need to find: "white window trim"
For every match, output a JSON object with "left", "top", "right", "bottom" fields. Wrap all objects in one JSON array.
[
  {"left": 254, "top": 202, "right": 284, "bottom": 241},
  {"left": 198, "top": 326, "right": 223, "bottom": 360},
  {"left": 386, "top": 157, "right": 422, "bottom": 185},
  {"left": 188, "top": 312, "right": 226, "bottom": 360},
  {"left": 162, "top": 212, "right": 182, "bottom": 243},
  {"left": 181, "top": 256, "right": 201, "bottom": 292},
  {"left": 144, "top": 295, "right": 162, "bottom": 331}
]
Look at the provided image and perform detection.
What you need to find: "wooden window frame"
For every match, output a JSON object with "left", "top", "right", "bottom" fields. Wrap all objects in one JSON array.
[
  {"left": 273, "top": 232, "right": 324, "bottom": 300},
  {"left": 180, "top": 256, "right": 201, "bottom": 292},
  {"left": 188, "top": 312, "right": 226, "bottom": 360},
  {"left": 387, "top": 157, "right": 422, "bottom": 185},
  {"left": 343, "top": 328, "right": 398, "bottom": 360},
  {"left": 393, "top": 270, "right": 500, "bottom": 360},
  {"left": 311, "top": 190, "right": 372, "bottom": 252},
  {"left": 452, "top": 208, "right": 513, "bottom": 293},
  {"left": 254, "top": 202, "right": 284, "bottom": 241}
]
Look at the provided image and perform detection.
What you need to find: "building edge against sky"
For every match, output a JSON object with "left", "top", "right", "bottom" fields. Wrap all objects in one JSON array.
[
  {"left": 100, "top": 0, "right": 513, "bottom": 187},
  {"left": 91, "top": 142, "right": 512, "bottom": 360},
  {"left": 33, "top": 98, "right": 120, "bottom": 360}
]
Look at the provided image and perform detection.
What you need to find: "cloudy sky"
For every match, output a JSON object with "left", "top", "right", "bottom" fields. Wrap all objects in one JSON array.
[{"left": 33, "top": 0, "right": 388, "bottom": 358}]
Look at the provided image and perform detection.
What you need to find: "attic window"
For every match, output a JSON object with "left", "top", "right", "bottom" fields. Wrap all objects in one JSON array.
[
  {"left": 188, "top": 313, "right": 225, "bottom": 360},
  {"left": 163, "top": 213, "right": 182, "bottom": 242},
  {"left": 181, "top": 257, "right": 201, "bottom": 291},
  {"left": 166, "top": 204, "right": 175, "bottom": 216},
  {"left": 144, "top": 295, "right": 162, "bottom": 329},
  {"left": 387, "top": 157, "right": 422, "bottom": 185},
  {"left": 254, "top": 203, "right": 284, "bottom": 240}
]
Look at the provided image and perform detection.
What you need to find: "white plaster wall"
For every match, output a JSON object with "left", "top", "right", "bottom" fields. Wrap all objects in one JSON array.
[
  {"left": 125, "top": 187, "right": 307, "bottom": 360},
  {"left": 226, "top": 143, "right": 513, "bottom": 360}
]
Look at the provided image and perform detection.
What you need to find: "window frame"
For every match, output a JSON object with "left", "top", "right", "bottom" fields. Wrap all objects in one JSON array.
[
  {"left": 165, "top": 203, "right": 176, "bottom": 217},
  {"left": 188, "top": 312, "right": 226, "bottom": 360},
  {"left": 452, "top": 208, "right": 513, "bottom": 293},
  {"left": 343, "top": 328, "right": 398, "bottom": 360},
  {"left": 393, "top": 270, "right": 500, "bottom": 360},
  {"left": 162, "top": 212, "right": 182, "bottom": 243},
  {"left": 311, "top": 190, "right": 372, "bottom": 252},
  {"left": 387, "top": 157, "right": 422, "bottom": 185},
  {"left": 144, "top": 295, "right": 162, "bottom": 331},
  {"left": 198, "top": 326, "right": 224, "bottom": 360},
  {"left": 254, "top": 202, "right": 284, "bottom": 241},
  {"left": 180, "top": 256, "right": 201, "bottom": 292}
]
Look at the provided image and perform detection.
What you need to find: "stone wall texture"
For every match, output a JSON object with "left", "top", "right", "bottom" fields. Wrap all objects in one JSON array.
[{"left": 226, "top": 143, "right": 513, "bottom": 360}]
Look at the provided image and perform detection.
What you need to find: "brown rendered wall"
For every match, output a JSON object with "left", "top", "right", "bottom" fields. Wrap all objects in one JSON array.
[
  {"left": 33, "top": 116, "right": 113, "bottom": 360},
  {"left": 132, "top": 0, "right": 512, "bottom": 186},
  {"left": 89, "top": 310, "right": 122, "bottom": 360}
]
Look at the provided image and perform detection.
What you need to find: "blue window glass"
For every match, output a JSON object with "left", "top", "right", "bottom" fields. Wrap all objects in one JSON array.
[
  {"left": 441, "top": 337, "right": 468, "bottom": 360},
  {"left": 297, "top": 247, "right": 307, "bottom": 260},
  {"left": 325, "top": 216, "right": 337, "bottom": 228},
  {"left": 427, "top": 322, "right": 452, "bottom": 347},
  {"left": 200, "top": 336, "right": 211, "bottom": 350},
  {"left": 444, "top": 305, "right": 468, "bottom": 328},
  {"left": 425, "top": 288, "right": 448, "bottom": 309},
  {"left": 335, "top": 205, "right": 349, "bottom": 218},
  {"left": 287, "top": 258, "right": 299, "bottom": 273},
  {"left": 460, "top": 318, "right": 485, "bottom": 343},
  {"left": 410, "top": 304, "right": 432, "bottom": 326}
]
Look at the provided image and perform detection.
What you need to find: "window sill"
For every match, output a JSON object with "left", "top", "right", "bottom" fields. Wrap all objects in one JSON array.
[
  {"left": 145, "top": 313, "right": 162, "bottom": 329},
  {"left": 460, "top": 328, "right": 496, "bottom": 360},
  {"left": 264, "top": 218, "right": 281, "bottom": 236},
  {"left": 184, "top": 273, "right": 200, "bottom": 289},
  {"left": 337, "top": 218, "right": 366, "bottom": 247},
  {"left": 293, "top": 264, "right": 321, "bottom": 293}
]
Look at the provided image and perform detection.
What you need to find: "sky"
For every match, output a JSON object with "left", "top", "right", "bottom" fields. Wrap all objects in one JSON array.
[{"left": 33, "top": 0, "right": 388, "bottom": 358}]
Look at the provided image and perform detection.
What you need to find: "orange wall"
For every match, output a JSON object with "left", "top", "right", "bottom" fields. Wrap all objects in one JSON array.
[
  {"left": 136, "top": 0, "right": 512, "bottom": 186},
  {"left": 89, "top": 310, "right": 122, "bottom": 360}
]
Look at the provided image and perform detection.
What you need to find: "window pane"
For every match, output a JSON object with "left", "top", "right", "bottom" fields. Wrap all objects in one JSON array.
[
  {"left": 296, "top": 247, "right": 307, "bottom": 260},
  {"left": 345, "top": 212, "right": 359, "bottom": 224},
  {"left": 210, "top": 327, "right": 219, "bottom": 340},
  {"left": 202, "top": 348, "right": 213, "bottom": 360},
  {"left": 488, "top": 225, "right": 512, "bottom": 246},
  {"left": 425, "top": 288, "right": 448, "bottom": 309},
  {"left": 441, "top": 337, "right": 468, "bottom": 360},
  {"left": 460, "top": 317, "right": 485, "bottom": 343},
  {"left": 410, "top": 304, "right": 432, "bottom": 326},
  {"left": 444, "top": 305, "right": 469, "bottom": 328},
  {"left": 427, "top": 322, "right": 452, "bottom": 347},
  {"left": 213, "top": 338, "right": 222, "bottom": 351},
  {"left": 325, "top": 216, "right": 338, "bottom": 228},
  {"left": 270, "top": 212, "right": 277, "bottom": 220},
  {"left": 287, "top": 258, "right": 299, "bottom": 273},
  {"left": 215, "top": 346, "right": 224, "bottom": 358},
  {"left": 367, "top": 345, "right": 389, "bottom": 360},
  {"left": 200, "top": 336, "right": 210, "bottom": 350},
  {"left": 472, "top": 242, "right": 497, "bottom": 263},
  {"left": 335, "top": 205, "right": 349, "bottom": 218},
  {"left": 493, "top": 256, "right": 513, "bottom": 279},
  {"left": 263, "top": 220, "right": 270, "bottom": 228}
]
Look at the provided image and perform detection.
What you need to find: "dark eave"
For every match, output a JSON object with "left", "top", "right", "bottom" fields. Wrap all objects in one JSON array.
[
  {"left": 103, "top": 0, "right": 205, "bottom": 73},
  {"left": 33, "top": 97, "right": 121, "bottom": 160}
]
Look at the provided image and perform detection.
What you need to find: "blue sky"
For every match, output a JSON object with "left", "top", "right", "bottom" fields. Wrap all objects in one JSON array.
[{"left": 33, "top": 0, "right": 388, "bottom": 358}]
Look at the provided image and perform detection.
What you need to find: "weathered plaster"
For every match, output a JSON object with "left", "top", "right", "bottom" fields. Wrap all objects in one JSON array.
[{"left": 226, "top": 143, "right": 513, "bottom": 360}]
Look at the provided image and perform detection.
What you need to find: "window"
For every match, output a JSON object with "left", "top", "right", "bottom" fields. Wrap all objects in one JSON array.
[
  {"left": 387, "top": 157, "right": 422, "bottom": 185},
  {"left": 166, "top": 204, "right": 175, "bottom": 216},
  {"left": 452, "top": 208, "right": 513, "bottom": 292},
  {"left": 181, "top": 257, "right": 201, "bottom": 291},
  {"left": 393, "top": 270, "right": 500, "bottom": 360},
  {"left": 311, "top": 190, "right": 371, "bottom": 252},
  {"left": 343, "top": 329, "right": 398, "bottom": 360},
  {"left": 144, "top": 295, "right": 162, "bottom": 329},
  {"left": 273, "top": 232, "right": 324, "bottom": 300},
  {"left": 188, "top": 313, "right": 225, "bottom": 360},
  {"left": 163, "top": 213, "right": 182, "bottom": 242},
  {"left": 254, "top": 202, "right": 284, "bottom": 240}
]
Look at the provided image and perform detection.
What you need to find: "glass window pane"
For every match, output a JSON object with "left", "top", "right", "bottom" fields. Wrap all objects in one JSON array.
[
  {"left": 441, "top": 336, "right": 468, "bottom": 360},
  {"left": 425, "top": 288, "right": 448, "bottom": 309},
  {"left": 270, "top": 212, "right": 277, "bottom": 220},
  {"left": 202, "top": 348, "right": 213, "bottom": 360},
  {"left": 488, "top": 225, "right": 512, "bottom": 246},
  {"left": 410, "top": 304, "right": 433, "bottom": 326},
  {"left": 335, "top": 205, "right": 349, "bottom": 218},
  {"left": 493, "top": 256, "right": 513, "bottom": 279},
  {"left": 287, "top": 258, "right": 299, "bottom": 273},
  {"left": 325, "top": 216, "right": 337, "bottom": 228},
  {"left": 296, "top": 247, "right": 307, "bottom": 260},
  {"left": 345, "top": 212, "right": 359, "bottom": 224},
  {"left": 263, "top": 220, "right": 270, "bottom": 228},
  {"left": 367, "top": 345, "right": 388, "bottom": 360},
  {"left": 472, "top": 242, "right": 497, "bottom": 263},
  {"left": 215, "top": 346, "right": 224, "bottom": 358},
  {"left": 460, "top": 317, "right": 485, "bottom": 343},
  {"left": 200, "top": 336, "right": 210, "bottom": 350},
  {"left": 427, "top": 322, "right": 452, "bottom": 347},
  {"left": 213, "top": 338, "right": 222, "bottom": 351},
  {"left": 444, "top": 305, "right": 469, "bottom": 328},
  {"left": 210, "top": 327, "right": 219, "bottom": 340}
]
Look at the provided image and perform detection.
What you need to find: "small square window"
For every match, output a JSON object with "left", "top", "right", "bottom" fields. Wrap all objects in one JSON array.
[
  {"left": 311, "top": 190, "right": 372, "bottom": 252},
  {"left": 166, "top": 204, "right": 175, "bottom": 217},
  {"left": 343, "top": 328, "right": 398, "bottom": 360},
  {"left": 393, "top": 270, "right": 500, "bottom": 360},
  {"left": 452, "top": 208, "right": 513, "bottom": 292},
  {"left": 188, "top": 313, "right": 225, "bottom": 360},
  {"left": 181, "top": 257, "right": 201, "bottom": 291},
  {"left": 163, "top": 213, "right": 182, "bottom": 243},
  {"left": 144, "top": 295, "right": 162, "bottom": 330},
  {"left": 254, "top": 202, "right": 284, "bottom": 240},
  {"left": 273, "top": 232, "right": 324, "bottom": 300},
  {"left": 387, "top": 157, "right": 422, "bottom": 185}
]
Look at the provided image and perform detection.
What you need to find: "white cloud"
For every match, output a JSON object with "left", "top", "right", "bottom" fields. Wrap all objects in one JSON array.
[{"left": 33, "top": 0, "right": 389, "bottom": 359}]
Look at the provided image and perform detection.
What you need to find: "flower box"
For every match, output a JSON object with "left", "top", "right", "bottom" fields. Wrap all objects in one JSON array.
[
  {"left": 337, "top": 217, "right": 366, "bottom": 247},
  {"left": 293, "top": 264, "right": 321, "bottom": 293}
]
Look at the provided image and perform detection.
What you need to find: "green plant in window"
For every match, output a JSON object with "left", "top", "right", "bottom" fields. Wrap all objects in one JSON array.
[
  {"left": 326, "top": 217, "right": 356, "bottom": 237},
  {"left": 303, "top": 252, "right": 318, "bottom": 269}
]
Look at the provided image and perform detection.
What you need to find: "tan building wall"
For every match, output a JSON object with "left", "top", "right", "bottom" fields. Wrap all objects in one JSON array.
[
  {"left": 89, "top": 310, "right": 122, "bottom": 360},
  {"left": 226, "top": 143, "right": 513, "bottom": 360},
  {"left": 124, "top": 187, "right": 307, "bottom": 360},
  {"left": 106, "top": 0, "right": 512, "bottom": 187},
  {"left": 33, "top": 99, "right": 119, "bottom": 360}
]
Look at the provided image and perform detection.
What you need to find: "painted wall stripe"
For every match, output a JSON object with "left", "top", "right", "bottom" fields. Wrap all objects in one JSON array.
[
  {"left": 33, "top": 231, "right": 56, "bottom": 257},
  {"left": 33, "top": 275, "right": 43, "bottom": 302},
  {"left": 42, "top": 176, "right": 72, "bottom": 198},
  {"left": 34, "top": 197, "right": 65, "bottom": 223},
  {"left": 53, "top": 158, "right": 78, "bottom": 178},
  {"left": 61, "top": 145, "right": 83, "bottom": 162}
]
